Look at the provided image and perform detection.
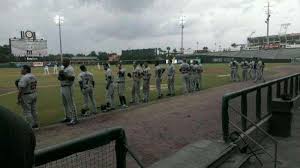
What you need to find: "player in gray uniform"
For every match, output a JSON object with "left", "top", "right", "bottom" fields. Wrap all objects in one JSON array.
[
  {"left": 58, "top": 58, "right": 78, "bottom": 125},
  {"left": 155, "top": 61, "right": 165, "bottom": 99},
  {"left": 188, "top": 61, "right": 194, "bottom": 92},
  {"left": 117, "top": 63, "right": 128, "bottom": 108},
  {"left": 241, "top": 60, "right": 249, "bottom": 81},
  {"left": 142, "top": 62, "right": 151, "bottom": 102},
  {"left": 255, "top": 59, "right": 266, "bottom": 83},
  {"left": 78, "top": 65, "right": 97, "bottom": 116},
  {"left": 229, "top": 59, "right": 239, "bottom": 82},
  {"left": 129, "top": 62, "right": 143, "bottom": 104},
  {"left": 17, "top": 65, "right": 39, "bottom": 129},
  {"left": 248, "top": 60, "right": 254, "bottom": 80},
  {"left": 193, "top": 61, "right": 203, "bottom": 91},
  {"left": 179, "top": 59, "right": 190, "bottom": 94},
  {"left": 167, "top": 59, "right": 175, "bottom": 96},
  {"left": 104, "top": 63, "right": 115, "bottom": 110}
]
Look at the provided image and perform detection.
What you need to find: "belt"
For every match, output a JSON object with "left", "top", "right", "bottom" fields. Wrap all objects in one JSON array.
[
  {"left": 23, "top": 92, "right": 35, "bottom": 95},
  {"left": 61, "top": 85, "right": 72, "bottom": 87},
  {"left": 117, "top": 81, "right": 125, "bottom": 83}
]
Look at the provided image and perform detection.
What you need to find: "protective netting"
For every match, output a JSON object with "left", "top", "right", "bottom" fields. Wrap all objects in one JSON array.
[{"left": 35, "top": 141, "right": 117, "bottom": 168}]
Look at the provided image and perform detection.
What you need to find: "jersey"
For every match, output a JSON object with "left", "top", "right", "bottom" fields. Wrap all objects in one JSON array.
[
  {"left": 133, "top": 66, "right": 143, "bottom": 81},
  {"left": 117, "top": 68, "right": 126, "bottom": 82},
  {"left": 230, "top": 61, "right": 238, "bottom": 69},
  {"left": 105, "top": 68, "right": 114, "bottom": 84},
  {"left": 257, "top": 61, "right": 264, "bottom": 70},
  {"left": 155, "top": 65, "right": 164, "bottom": 78},
  {"left": 18, "top": 73, "right": 37, "bottom": 94},
  {"left": 167, "top": 64, "right": 175, "bottom": 77},
  {"left": 78, "top": 71, "right": 94, "bottom": 89},
  {"left": 143, "top": 67, "right": 151, "bottom": 80},
  {"left": 193, "top": 64, "right": 203, "bottom": 74},
  {"left": 241, "top": 61, "right": 249, "bottom": 70},
  {"left": 179, "top": 63, "right": 190, "bottom": 74},
  {"left": 60, "top": 65, "right": 75, "bottom": 86}
]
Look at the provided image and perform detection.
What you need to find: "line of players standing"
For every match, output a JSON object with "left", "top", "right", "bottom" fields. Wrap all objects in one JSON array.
[
  {"left": 15, "top": 58, "right": 203, "bottom": 127},
  {"left": 229, "top": 58, "right": 266, "bottom": 83}
]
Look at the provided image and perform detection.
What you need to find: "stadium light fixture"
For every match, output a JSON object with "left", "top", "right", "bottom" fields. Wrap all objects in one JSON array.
[
  {"left": 179, "top": 14, "right": 186, "bottom": 54},
  {"left": 54, "top": 15, "right": 64, "bottom": 64}
]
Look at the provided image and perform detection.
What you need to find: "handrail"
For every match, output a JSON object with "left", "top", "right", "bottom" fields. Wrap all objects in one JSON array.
[
  {"left": 229, "top": 105, "right": 278, "bottom": 168},
  {"left": 223, "top": 73, "right": 300, "bottom": 100},
  {"left": 222, "top": 73, "right": 300, "bottom": 141}
]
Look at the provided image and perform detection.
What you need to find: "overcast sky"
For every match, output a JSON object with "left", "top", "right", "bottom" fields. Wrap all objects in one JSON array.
[{"left": 0, "top": 0, "right": 299, "bottom": 54}]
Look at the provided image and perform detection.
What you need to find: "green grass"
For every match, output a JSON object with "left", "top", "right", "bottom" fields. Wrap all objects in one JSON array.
[{"left": 0, "top": 63, "right": 285, "bottom": 126}]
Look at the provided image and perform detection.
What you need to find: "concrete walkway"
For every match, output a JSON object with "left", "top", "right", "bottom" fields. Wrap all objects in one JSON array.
[{"left": 35, "top": 65, "right": 300, "bottom": 167}]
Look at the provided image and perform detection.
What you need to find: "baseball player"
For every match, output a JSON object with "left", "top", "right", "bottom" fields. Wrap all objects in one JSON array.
[
  {"left": 97, "top": 63, "right": 101, "bottom": 70},
  {"left": 241, "top": 60, "right": 249, "bottom": 81},
  {"left": 129, "top": 62, "right": 143, "bottom": 104},
  {"left": 179, "top": 59, "right": 190, "bottom": 94},
  {"left": 167, "top": 59, "right": 175, "bottom": 96},
  {"left": 248, "top": 59, "right": 254, "bottom": 80},
  {"left": 78, "top": 65, "right": 97, "bottom": 116},
  {"left": 53, "top": 64, "right": 58, "bottom": 74},
  {"left": 252, "top": 58, "right": 258, "bottom": 81},
  {"left": 16, "top": 65, "right": 39, "bottom": 129},
  {"left": 117, "top": 63, "right": 128, "bottom": 108},
  {"left": 104, "top": 63, "right": 115, "bottom": 110},
  {"left": 58, "top": 58, "right": 78, "bottom": 125},
  {"left": 255, "top": 59, "right": 266, "bottom": 83},
  {"left": 155, "top": 61, "right": 165, "bottom": 99},
  {"left": 229, "top": 59, "right": 239, "bottom": 82},
  {"left": 187, "top": 61, "right": 194, "bottom": 92},
  {"left": 193, "top": 61, "right": 203, "bottom": 91},
  {"left": 60, "top": 64, "right": 64, "bottom": 70},
  {"left": 44, "top": 65, "right": 49, "bottom": 75},
  {"left": 142, "top": 62, "right": 151, "bottom": 102}
]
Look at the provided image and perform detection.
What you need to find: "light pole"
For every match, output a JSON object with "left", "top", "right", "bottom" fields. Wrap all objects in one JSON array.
[
  {"left": 179, "top": 15, "right": 186, "bottom": 54},
  {"left": 54, "top": 15, "right": 64, "bottom": 64},
  {"left": 196, "top": 41, "right": 199, "bottom": 51}
]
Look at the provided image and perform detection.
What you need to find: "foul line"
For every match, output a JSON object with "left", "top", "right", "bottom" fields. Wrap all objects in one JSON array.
[{"left": 0, "top": 85, "right": 59, "bottom": 97}]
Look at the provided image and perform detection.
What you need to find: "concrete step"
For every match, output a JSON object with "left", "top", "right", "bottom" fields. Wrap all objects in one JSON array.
[
  {"left": 148, "top": 140, "right": 236, "bottom": 168},
  {"left": 218, "top": 153, "right": 251, "bottom": 168}
]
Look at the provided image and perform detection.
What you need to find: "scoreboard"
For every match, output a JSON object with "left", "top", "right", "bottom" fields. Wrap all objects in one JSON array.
[{"left": 9, "top": 30, "right": 48, "bottom": 57}]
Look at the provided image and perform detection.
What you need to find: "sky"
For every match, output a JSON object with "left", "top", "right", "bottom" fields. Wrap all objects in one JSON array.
[{"left": 0, "top": 0, "right": 299, "bottom": 54}]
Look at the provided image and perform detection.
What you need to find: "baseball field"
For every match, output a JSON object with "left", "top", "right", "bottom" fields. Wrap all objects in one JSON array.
[{"left": 0, "top": 63, "right": 285, "bottom": 126}]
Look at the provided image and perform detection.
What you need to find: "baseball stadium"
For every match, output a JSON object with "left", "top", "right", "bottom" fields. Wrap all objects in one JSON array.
[{"left": 1, "top": 1, "right": 300, "bottom": 168}]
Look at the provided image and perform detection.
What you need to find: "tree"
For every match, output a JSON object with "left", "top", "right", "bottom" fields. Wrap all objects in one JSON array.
[
  {"left": 166, "top": 46, "right": 171, "bottom": 57},
  {"left": 231, "top": 43, "right": 238, "bottom": 48},
  {"left": 98, "top": 52, "right": 108, "bottom": 61},
  {"left": 0, "top": 45, "right": 13, "bottom": 63},
  {"left": 88, "top": 51, "right": 97, "bottom": 57},
  {"left": 203, "top": 47, "right": 208, "bottom": 51}
]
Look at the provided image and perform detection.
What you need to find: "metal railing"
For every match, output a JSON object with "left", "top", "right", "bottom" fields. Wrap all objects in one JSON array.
[
  {"left": 229, "top": 105, "right": 278, "bottom": 168},
  {"left": 222, "top": 73, "right": 300, "bottom": 141},
  {"left": 222, "top": 73, "right": 300, "bottom": 167},
  {"left": 34, "top": 127, "right": 144, "bottom": 168}
]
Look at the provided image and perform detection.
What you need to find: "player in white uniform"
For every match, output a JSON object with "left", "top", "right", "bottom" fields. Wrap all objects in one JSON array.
[
  {"left": 78, "top": 65, "right": 97, "bottom": 116},
  {"left": 155, "top": 61, "right": 165, "bottom": 99},
  {"left": 17, "top": 65, "right": 39, "bottom": 129},
  {"left": 44, "top": 65, "right": 49, "bottom": 75},
  {"left": 179, "top": 59, "right": 190, "bottom": 94},
  {"left": 104, "top": 63, "right": 115, "bottom": 110},
  {"left": 58, "top": 58, "right": 78, "bottom": 125},
  {"left": 97, "top": 63, "right": 101, "bottom": 70},
  {"left": 167, "top": 59, "right": 175, "bottom": 96},
  {"left": 53, "top": 64, "right": 58, "bottom": 74}
]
